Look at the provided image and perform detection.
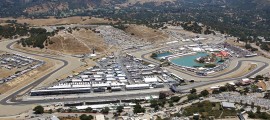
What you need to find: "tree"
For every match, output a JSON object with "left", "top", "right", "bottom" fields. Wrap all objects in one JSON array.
[
  {"left": 169, "top": 101, "right": 174, "bottom": 107},
  {"left": 244, "top": 87, "right": 249, "bottom": 93},
  {"left": 150, "top": 53, "right": 158, "bottom": 58},
  {"left": 33, "top": 105, "right": 44, "bottom": 114},
  {"left": 247, "top": 111, "right": 256, "bottom": 118},
  {"left": 245, "top": 44, "right": 252, "bottom": 49},
  {"left": 255, "top": 75, "right": 264, "bottom": 80},
  {"left": 117, "top": 106, "right": 124, "bottom": 113},
  {"left": 212, "top": 89, "right": 220, "bottom": 94},
  {"left": 49, "top": 109, "right": 53, "bottom": 114},
  {"left": 150, "top": 100, "right": 159, "bottom": 108},
  {"left": 240, "top": 100, "right": 243, "bottom": 106},
  {"left": 101, "top": 107, "right": 110, "bottom": 114},
  {"left": 154, "top": 105, "right": 159, "bottom": 111},
  {"left": 187, "top": 94, "right": 199, "bottom": 101},
  {"left": 265, "top": 77, "right": 269, "bottom": 81},
  {"left": 85, "top": 107, "right": 92, "bottom": 113},
  {"left": 225, "top": 83, "right": 236, "bottom": 91},
  {"left": 79, "top": 114, "right": 93, "bottom": 120},
  {"left": 159, "top": 92, "right": 167, "bottom": 99},
  {"left": 200, "top": 90, "right": 209, "bottom": 97},
  {"left": 190, "top": 88, "right": 197, "bottom": 94},
  {"left": 251, "top": 84, "right": 258, "bottom": 92},
  {"left": 170, "top": 96, "right": 181, "bottom": 103},
  {"left": 257, "top": 106, "right": 261, "bottom": 113},
  {"left": 133, "top": 103, "right": 145, "bottom": 114},
  {"left": 260, "top": 44, "right": 269, "bottom": 51},
  {"left": 251, "top": 102, "right": 255, "bottom": 109},
  {"left": 219, "top": 86, "right": 227, "bottom": 92}
]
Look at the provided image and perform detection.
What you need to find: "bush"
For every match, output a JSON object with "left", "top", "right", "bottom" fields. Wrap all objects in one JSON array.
[
  {"left": 85, "top": 107, "right": 92, "bottom": 113},
  {"left": 79, "top": 114, "right": 93, "bottom": 120},
  {"left": 159, "top": 92, "right": 167, "bottom": 99},
  {"left": 190, "top": 88, "right": 197, "bottom": 94},
  {"left": 200, "top": 90, "right": 209, "bottom": 97},
  {"left": 101, "top": 107, "right": 110, "bottom": 114},
  {"left": 212, "top": 89, "right": 220, "bottom": 94},
  {"left": 150, "top": 53, "right": 158, "bottom": 58},
  {"left": 33, "top": 105, "right": 44, "bottom": 114},
  {"left": 247, "top": 111, "right": 256, "bottom": 118},
  {"left": 117, "top": 106, "right": 124, "bottom": 113},
  {"left": 133, "top": 103, "right": 145, "bottom": 114},
  {"left": 187, "top": 94, "right": 199, "bottom": 101},
  {"left": 170, "top": 96, "right": 181, "bottom": 102},
  {"left": 204, "top": 64, "right": 216, "bottom": 68}
]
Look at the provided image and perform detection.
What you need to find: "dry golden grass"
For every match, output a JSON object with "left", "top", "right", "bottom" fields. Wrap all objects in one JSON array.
[
  {"left": 48, "top": 29, "right": 107, "bottom": 55},
  {"left": 0, "top": 16, "right": 113, "bottom": 26},
  {"left": 72, "top": 29, "right": 107, "bottom": 52},
  {"left": 48, "top": 34, "right": 90, "bottom": 55},
  {"left": 0, "top": 69, "right": 17, "bottom": 79},
  {"left": 125, "top": 24, "right": 169, "bottom": 42}
]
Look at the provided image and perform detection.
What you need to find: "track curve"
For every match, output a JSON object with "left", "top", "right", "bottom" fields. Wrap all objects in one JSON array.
[{"left": 0, "top": 41, "right": 69, "bottom": 105}]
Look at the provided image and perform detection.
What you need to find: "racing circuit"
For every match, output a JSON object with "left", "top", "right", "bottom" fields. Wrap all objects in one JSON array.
[{"left": 0, "top": 39, "right": 269, "bottom": 107}]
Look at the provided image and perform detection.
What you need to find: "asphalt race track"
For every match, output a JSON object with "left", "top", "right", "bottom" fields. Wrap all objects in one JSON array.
[
  {"left": 0, "top": 41, "right": 68, "bottom": 105},
  {"left": 0, "top": 41, "right": 269, "bottom": 105}
]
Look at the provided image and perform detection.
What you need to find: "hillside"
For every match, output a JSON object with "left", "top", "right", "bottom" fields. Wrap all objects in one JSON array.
[
  {"left": 0, "top": 0, "right": 175, "bottom": 17},
  {"left": 124, "top": 24, "right": 169, "bottom": 42}
]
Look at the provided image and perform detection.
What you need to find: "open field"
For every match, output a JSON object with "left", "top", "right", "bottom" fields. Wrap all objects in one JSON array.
[
  {"left": 71, "top": 29, "right": 108, "bottom": 52},
  {"left": 15, "top": 28, "right": 108, "bottom": 55},
  {"left": 48, "top": 32, "right": 90, "bottom": 55},
  {"left": 48, "top": 29, "right": 107, "bottom": 55},
  {"left": 124, "top": 25, "right": 169, "bottom": 43},
  {"left": 0, "top": 17, "right": 113, "bottom": 26},
  {"left": 0, "top": 69, "right": 17, "bottom": 79}
]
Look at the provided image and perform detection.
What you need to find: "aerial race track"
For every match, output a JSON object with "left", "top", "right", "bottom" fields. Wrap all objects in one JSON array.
[{"left": 0, "top": 40, "right": 269, "bottom": 105}]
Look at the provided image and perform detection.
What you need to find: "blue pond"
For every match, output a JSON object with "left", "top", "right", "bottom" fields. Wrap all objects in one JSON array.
[
  {"left": 170, "top": 52, "right": 221, "bottom": 68},
  {"left": 156, "top": 52, "right": 172, "bottom": 59}
]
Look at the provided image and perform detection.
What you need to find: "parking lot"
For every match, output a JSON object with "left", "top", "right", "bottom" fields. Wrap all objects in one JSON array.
[
  {"left": 0, "top": 53, "right": 44, "bottom": 84},
  {"left": 214, "top": 92, "right": 270, "bottom": 110}
]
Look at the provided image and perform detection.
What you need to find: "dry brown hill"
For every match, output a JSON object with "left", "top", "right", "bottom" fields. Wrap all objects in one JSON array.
[
  {"left": 124, "top": 24, "right": 169, "bottom": 42},
  {"left": 47, "top": 28, "right": 107, "bottom": 55}
]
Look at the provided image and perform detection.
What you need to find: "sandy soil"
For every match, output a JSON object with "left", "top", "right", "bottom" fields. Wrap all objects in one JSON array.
[
  {"left": 0, "top": 69, "right": 17, "bottom": 79},
  {"left": 0, "top": 16, "right": 113, "bottom": 26},
  {"left": 124, "top": 24, "right": 169, "bottom": 43}
]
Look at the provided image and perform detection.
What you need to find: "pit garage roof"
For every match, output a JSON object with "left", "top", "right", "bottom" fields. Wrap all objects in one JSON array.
[
  {"left": 143, "top": 77, "right": 158, "bottom": 83},
  {"left": 222, "top": 102, "right": 235, "bottom": 108}
]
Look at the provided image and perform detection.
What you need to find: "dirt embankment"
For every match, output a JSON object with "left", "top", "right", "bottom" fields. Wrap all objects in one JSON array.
[
  {"left": 47, "top": 29, "right": 107, "bottom": 55},
  {"left": 124, "top": 24, "right": 169, "bottom": 42}
]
